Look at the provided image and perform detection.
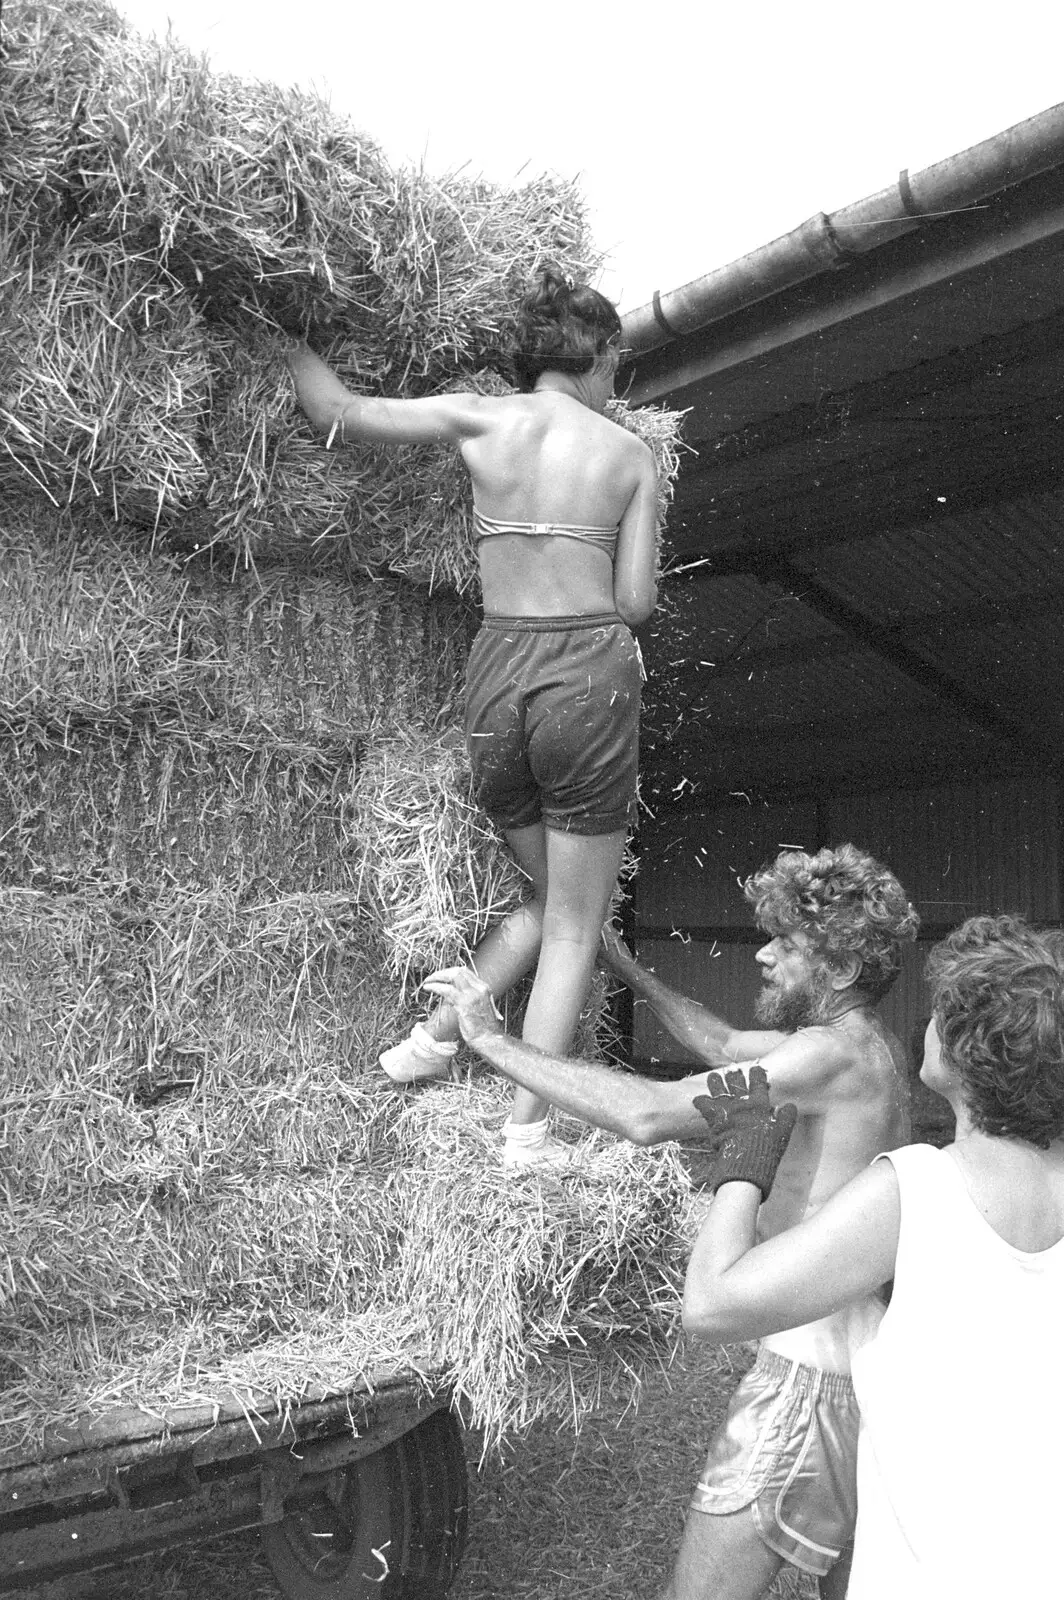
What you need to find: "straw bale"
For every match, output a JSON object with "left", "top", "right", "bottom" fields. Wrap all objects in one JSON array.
[
  {"left": 0, "top": 235, "right": 212, "bottom": 525},
  {"left": 0, "top": 509, "right": 471, "bottom": 741},
  {"left": 192, "top": 564, "right": 473, "bottom": 740},
  {"left": 0, "top": 1077, "right": 690, "bottom": 1455},
  {"left": 7, "top": 1169, "right": 400, "bottom": 1328},
  {"left": 0, "top": 0, "right": 126, "bottom": 250},
  {"left": 350, "top": 729, "right": 526, "bottom": 986},
  {"left": 5, "top": 0, "right": 595, "bottom": 359},
  {"left": 170, "top": 352, "right": 493, "bottom": 581},
  {"left": 0, "top": 885, "right": 413, "bottom": 1202},
  {"left": 171, "top": 334, "right": 365, "bottom": 561},
  {"left": 374, "top": 1079, "right": 690, "bottom": 1443},
  {"left": 72, "top": 19, "right": 392, "bottom": 340},
  {"left": 0, "top": 1301, "right": 431, "bottom": 1466},
  {"left": 0, "top": 511, "right": 212, "bottom": 735},
  {"left": 0, "top": 718, "right": 370, "bottom": 895},
  {"left": 0, "top": 1165, "right": 423, "bottom": 1450},
  {"left": 172, "top": 332, "right": 480, "bottom": 585},
  {"left": 364, "top": 164, "right": 597, "bottom": 389}
]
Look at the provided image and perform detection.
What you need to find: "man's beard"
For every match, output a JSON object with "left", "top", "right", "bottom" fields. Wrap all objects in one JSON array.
[{"left": 754, "top": 964, "right": 836, "bottom": 1030}]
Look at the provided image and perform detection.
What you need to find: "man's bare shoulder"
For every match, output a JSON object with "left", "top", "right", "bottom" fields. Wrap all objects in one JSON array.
[
  {"left": 803, "top": 1010, "right": 905, "bottom": 1060},
  {"left": 748, "top": 1022, "right": 892, "bottom": 1114},
  {"left": 790, "top": 1023, "right": 867, "bottom": 1066}
]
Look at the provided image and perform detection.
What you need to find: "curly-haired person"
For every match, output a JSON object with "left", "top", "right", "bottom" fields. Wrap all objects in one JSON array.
[
  {"left": 425, "top": 843, "right": 919, "bottom": 1600},
  {"left": 683, "top": 913, "right": 1064, "bottom": 1598}
]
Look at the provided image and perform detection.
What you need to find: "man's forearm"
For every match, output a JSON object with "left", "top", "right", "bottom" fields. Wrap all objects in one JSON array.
[
  {"left": 468, "top": 1031, "right": 674, "bottom": 1145},
  {"left": 614, "top": 958, "right": 736, "bottom": 1066}
]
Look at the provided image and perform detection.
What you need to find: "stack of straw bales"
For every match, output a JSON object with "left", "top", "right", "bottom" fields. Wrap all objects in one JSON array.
[{"left": 0, "top": 0, "right": 691, "bottom": 1459}]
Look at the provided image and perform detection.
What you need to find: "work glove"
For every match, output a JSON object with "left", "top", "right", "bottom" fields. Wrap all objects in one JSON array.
[{"left": 692, "top": 1065, "right": 798, "bottom": 1200}]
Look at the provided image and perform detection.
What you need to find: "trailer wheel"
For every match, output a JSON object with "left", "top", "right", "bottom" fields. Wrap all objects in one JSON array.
[{"left": 261, "top": 1408, "right": 467, "bottom": 1600}]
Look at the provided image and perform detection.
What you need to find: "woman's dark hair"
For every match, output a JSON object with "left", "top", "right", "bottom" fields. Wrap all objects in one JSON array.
[
  {"left": 926, "top": 914, "right": 1064, "bottom": 1148},
  {"left": 744, "top": 843, "right": 920, "bottom": 1003},
  {"left": 511, "top": 266, "right": 622, "bottom": 391}
]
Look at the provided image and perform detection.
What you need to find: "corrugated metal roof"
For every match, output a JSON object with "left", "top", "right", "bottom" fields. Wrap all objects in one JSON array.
[
  {"left": 631, "top": 160, "right": 1064, "bottom": 809},
  {"left": 804, "top": 489, "right": 1063, "bottom": 619}
]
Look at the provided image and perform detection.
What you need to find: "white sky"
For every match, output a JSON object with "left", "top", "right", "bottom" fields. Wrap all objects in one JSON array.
[{"left": 116, "top": 0, "right": 1064, "bottom": 312}]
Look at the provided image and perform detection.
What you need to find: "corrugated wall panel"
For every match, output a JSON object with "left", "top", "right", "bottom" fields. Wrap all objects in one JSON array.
[
  {"left": 629, "top": 939, "right": 762, "bottom": 1069},
  {"left": 823, "top": 778, "right": 1061, "bottom": 924},
  {"left": 636, "top": 802, "right": 818, "bottom": 925}
]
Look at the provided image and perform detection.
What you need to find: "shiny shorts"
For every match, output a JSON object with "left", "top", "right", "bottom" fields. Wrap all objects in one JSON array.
[
  {"left": 464, "top": 612, "right": 641, "bottom": 836},
  {"left": 690, "top": 1345, "right": 859, "bottom": 1578}
]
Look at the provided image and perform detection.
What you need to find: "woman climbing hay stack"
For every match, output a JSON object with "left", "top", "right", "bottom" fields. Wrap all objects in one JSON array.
[{"left": 288, "top": 269, "right": 658, "bottom": 1168}]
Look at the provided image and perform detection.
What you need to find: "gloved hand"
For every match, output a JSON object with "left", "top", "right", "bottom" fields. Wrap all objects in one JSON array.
[{"left": 692, "top": 1065, "right": 798, "bottom": 1200}]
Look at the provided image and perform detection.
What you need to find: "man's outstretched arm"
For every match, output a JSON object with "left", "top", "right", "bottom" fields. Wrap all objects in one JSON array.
[
  {"left": 422, "top": 967, "right": 716, "bottom": 1144},
  {"left": 601, "top": 927, "right": 788, "bottom": 1066}
]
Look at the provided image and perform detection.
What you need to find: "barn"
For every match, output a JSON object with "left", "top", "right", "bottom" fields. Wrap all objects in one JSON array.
[{"left": 616, "top": 102, "right": 1064, "bottom": 1091}]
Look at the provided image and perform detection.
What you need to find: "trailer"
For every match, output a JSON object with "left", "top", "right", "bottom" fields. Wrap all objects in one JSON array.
[{"left": 0, "top": 1374, "right": 467, "bottom": 1599}]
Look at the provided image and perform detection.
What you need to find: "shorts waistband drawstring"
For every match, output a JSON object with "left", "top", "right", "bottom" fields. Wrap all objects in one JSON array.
[{"left": 753, "top": 1345, "right": 856, "bottom": 1404}]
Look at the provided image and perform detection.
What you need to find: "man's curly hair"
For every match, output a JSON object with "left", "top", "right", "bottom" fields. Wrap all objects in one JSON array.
[
  {"left": 926, "top": 915, "right": 1064, "bottom": 1148},
  {"left": 744, "top": 843, "right": 919, "bottom": 1003}
]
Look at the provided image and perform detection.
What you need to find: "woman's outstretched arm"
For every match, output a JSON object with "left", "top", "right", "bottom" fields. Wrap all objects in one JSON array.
[
  {"left": 683, "top": 1158, "right": 902, "bottom": 1342},
  {"left": 287, "top": 342, "right": 491, "bottom": 447}
]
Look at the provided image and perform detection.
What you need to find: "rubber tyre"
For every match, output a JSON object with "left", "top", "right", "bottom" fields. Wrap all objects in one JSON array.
[
  {"left": 388, "top": 1407, "right": 468, "bottom": 1598},
  {"left": 261, "top": 1408, "right": 467, "bottom": 1600}
]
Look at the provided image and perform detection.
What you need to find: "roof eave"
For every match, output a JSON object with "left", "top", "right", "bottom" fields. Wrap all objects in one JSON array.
[{"left": 621, "top": 99, "right": 1064, "bottom": 367}]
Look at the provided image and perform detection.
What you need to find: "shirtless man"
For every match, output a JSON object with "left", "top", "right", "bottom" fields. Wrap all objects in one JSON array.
[{"left": 424, "top": 843, "right": 919, "bottom": 1600}]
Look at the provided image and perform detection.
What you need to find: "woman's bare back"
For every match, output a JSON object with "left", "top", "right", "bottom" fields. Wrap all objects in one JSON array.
[{"left": 460, "top": 392, "right": 655, "bottom": 618}]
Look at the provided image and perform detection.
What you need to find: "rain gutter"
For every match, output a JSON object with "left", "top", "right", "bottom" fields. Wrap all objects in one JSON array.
[{"left": 621, "top": 100, "right": 1064, "bottom": 361}]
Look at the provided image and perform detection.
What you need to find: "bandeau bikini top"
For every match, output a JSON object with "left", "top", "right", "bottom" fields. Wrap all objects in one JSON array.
[{"left": 473, "top": 506, "right": 618, "bottom": 560}]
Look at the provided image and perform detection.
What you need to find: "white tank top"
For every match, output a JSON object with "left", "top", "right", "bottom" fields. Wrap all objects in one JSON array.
[{"left": 847, "top": 1143, "right": 1064, "bottom": 1600}]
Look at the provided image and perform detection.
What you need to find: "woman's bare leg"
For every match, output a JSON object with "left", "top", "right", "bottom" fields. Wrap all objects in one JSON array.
[
  {"left": 507, "top": 825, "right": 628, "bottom": 1126},
  {"left": 418, "top": 822, "right": 549, "bottom": 1044},
  {"left": 394, "top": 823, "right": 626, "bottom": 1146}
]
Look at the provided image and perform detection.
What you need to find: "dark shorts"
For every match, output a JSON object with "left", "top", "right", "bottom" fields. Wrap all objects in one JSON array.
[
  {"left": 689, "top": 1345, "right": 859, "bottom": 1578},
  {"left": 464, "top": 612, "right": 641, "bottom": 836}
]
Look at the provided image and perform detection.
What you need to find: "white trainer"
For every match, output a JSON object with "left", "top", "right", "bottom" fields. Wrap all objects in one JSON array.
[{"left": 379, "top": 1022, "right": 459, "bottom": 1084}]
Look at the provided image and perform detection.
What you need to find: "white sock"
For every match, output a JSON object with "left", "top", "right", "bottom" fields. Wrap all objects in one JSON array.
[{"left": 502, "top": 1117, "right": 573, "bottom": 1170}]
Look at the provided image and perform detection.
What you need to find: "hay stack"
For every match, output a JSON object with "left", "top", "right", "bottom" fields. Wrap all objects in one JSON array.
[{"left": 0, "top": 0, "right": 691, "bottom": 1461}]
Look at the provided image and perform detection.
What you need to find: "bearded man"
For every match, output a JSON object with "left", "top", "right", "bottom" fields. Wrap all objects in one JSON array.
[{"left": 425, "top": 843, "right": 918, "bottom": 1600}]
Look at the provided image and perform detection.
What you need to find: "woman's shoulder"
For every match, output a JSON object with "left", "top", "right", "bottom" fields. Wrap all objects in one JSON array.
[
  {"left": 878, "top": 1140, "right": 948, "bottom": 1165},
  {"left": 875, "top": 1142, "right": 949, "bottom": 1182},
  {"left": 599, "top": 409, "right": 656, "bottom": 466}
]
